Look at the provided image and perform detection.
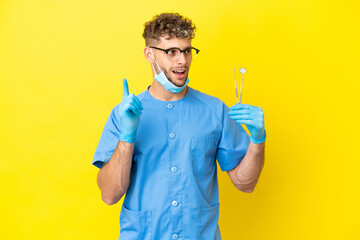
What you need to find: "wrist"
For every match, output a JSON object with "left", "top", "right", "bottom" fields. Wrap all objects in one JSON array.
[
  {"left": 250, "top": 130, "right": 266, "bottom": 144},
  {"left": 117, "top": 139, "right": 134, "bottom": 150},
  {"left": 119, "top": 131, "right": 136, "bottom": 143}
]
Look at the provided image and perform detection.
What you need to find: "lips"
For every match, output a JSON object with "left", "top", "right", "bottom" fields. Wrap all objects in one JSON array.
[{"left": 172, "top": 69, "right": 187, "bottom": 79}]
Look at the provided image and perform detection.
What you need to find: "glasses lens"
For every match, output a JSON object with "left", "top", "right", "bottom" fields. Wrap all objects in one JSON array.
[
  {"left": 167, "top": 48, "right": 181, "bottom": 61},
  {"left": 166, "top": 48, "right": 199, "bottom": 61},
  {"left": 184, "top": 48, "right": 198, "bottom": 60}
]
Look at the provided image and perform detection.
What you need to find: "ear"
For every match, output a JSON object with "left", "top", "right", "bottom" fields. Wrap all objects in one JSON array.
[{"left": 144, "top": 47, "right": 155, "bottom": 64}]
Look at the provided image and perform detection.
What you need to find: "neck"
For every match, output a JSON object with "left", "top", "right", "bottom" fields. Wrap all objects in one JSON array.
[{"left": 148, "top": 80, "right": 188, "bottom": 102}]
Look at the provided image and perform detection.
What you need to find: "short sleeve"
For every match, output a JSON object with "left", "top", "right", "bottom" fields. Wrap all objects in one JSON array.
[
  {"left": 216, "top": 103, "right": 250, "bottom": 171},
  {"left": 92, "top": 105, "right": 121, "bottom": 169}
]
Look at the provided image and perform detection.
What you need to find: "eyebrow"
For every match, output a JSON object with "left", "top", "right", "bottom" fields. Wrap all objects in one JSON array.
[{"left": 168, "top": 46, "right": 192, "bottom": 49}]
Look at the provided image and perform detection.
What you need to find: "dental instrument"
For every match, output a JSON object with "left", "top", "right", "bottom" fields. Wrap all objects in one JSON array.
[{"left": 235, "top": 68, "right": 246, "bottom": 104}]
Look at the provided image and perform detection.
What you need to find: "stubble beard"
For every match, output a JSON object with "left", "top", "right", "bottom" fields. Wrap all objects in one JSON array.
[{"left": 163, "top": 69, "right": 188, "bottom": 87}]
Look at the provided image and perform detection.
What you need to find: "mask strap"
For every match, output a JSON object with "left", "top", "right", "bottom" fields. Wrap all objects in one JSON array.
[
  {"left": 151, "top": 62, "right": 157, "bottom": 75},
  {"left": 150, "top": 48, "right": 162, "bottom": 74}
]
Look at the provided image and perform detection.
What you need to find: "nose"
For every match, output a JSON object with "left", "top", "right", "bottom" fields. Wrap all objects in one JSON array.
[{"left": 176, "top": 51, "right": 187, "bottom": 64}]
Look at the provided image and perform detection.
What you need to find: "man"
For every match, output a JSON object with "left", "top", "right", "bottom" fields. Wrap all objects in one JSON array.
[{"left": 93, "top": 13, "right": 266, "bottom": 240}]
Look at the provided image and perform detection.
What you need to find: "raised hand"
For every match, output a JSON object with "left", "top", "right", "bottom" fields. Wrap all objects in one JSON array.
[{"left": 118, "top": 78, "right": 143, "bottom": 143}]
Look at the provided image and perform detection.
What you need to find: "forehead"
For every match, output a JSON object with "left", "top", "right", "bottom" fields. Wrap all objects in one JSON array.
[{"left": 156, "top": 36, "right": 192, "bottom": 49}]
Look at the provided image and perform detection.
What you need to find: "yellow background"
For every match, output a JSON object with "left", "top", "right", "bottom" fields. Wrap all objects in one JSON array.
[{"left": 1, "top": 0, "right": 359, "bottom": 239}]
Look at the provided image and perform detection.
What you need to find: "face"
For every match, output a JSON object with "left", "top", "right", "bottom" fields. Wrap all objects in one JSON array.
[{"left": 146, "top": 36, "right": 193, "bottom": 87}]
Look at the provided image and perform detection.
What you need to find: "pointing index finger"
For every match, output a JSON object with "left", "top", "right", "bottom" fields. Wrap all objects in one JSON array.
[{"left": 123, "top": 78, "right": 129, "bottom": 99}]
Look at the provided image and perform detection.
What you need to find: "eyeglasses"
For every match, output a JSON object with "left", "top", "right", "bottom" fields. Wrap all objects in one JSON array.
[{"left": 150, "top": 46, "right": 200, "bottom": 62}]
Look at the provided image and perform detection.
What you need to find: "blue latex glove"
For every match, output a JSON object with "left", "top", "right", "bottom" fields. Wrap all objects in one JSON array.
[
  {"left": 228, "top": 104, "right": 266, "bottom": 144},
  {"left": 118, "top": 78, "right": 143, "bottom": 143}
]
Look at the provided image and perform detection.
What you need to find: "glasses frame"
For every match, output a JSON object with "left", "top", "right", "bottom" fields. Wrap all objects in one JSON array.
[{"left": 149, "top": 46, "right": 200, "bottom": 61}]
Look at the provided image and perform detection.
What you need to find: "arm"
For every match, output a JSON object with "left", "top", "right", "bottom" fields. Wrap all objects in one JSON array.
[
  {"left": 227, "top": 141, "right": 265, "bottom": 193},
  {"left": 96, "top": 78, "right": 143, "bottom": 205},
  {"left": 97, "top": 140, "right": 134, "bottom": 205},
  {"left": 227, "top": 103, "right": 266, "bottom": 193}
]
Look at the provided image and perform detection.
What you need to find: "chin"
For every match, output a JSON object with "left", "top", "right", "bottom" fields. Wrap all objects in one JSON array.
[
  {"left": 172, "top": 81, "right": 186, "bottom": 87},
  {"left": 170, "top": 76, "right": 188, "bottom": 87}
]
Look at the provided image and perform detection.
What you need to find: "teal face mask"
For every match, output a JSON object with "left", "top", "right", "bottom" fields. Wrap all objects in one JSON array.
[{"left": 150, "top": 49, "right": 189, "bottom": 94}]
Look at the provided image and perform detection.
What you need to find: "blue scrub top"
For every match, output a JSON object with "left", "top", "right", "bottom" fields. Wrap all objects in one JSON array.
[{"left": 93, "top": 86, "right": 250, "bottom": 240}]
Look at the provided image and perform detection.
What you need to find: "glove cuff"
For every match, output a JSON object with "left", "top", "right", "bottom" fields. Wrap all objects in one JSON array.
[
  {"left": 119, "top": 134, "right": 136, "bottom": 144},
  {"left": 250, "top": 130, "right": 266, "bottom": 144}
]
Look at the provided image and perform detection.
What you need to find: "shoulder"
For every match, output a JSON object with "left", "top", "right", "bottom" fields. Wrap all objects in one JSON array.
[
  {"left": 136, "top": 89, "right": 148, "bottom": 102},
  {"left": 187, "top": 87, "right": 227, "bottom": 110}
]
